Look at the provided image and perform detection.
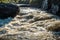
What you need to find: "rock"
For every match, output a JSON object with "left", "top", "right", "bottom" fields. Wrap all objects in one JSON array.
[
  {"left": 47, "top": 0, "right": 60, "bottom": 16},
  {"left": 47, "top": 0, "right": 52, "bottom": 10},
  {"left": 0, "top": 3, "right": 19, "bottom": 19}
]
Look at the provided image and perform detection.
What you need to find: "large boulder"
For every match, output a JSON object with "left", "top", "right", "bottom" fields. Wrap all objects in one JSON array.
[{"left": 0, "top": 3, "right": 19, "bottom": 19}]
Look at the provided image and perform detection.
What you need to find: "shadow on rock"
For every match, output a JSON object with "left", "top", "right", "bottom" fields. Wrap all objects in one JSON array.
[{"left": 0, "top": 3, "right": 19, "bottom": 27}]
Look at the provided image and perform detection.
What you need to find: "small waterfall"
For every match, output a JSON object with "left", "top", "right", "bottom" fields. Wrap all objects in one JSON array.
[
  {"left": 50, "top": 4, "right": 59, "bottom": 14},
  {"left": 42, "top": 0, "right": 48, "bottom": 10},
  {"left": 41, "top": 0, "right": 59, "bottom": 15}
]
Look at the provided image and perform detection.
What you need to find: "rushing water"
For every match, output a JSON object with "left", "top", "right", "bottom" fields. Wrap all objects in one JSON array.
[
  {"left": 0, "top": 0, "right": 60, "bottom": 27},
  {"left": 42, "top": 0, "right": 48, "bottom": 10}
]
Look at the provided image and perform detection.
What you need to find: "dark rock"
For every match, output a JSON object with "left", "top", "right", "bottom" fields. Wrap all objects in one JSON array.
[
  {"left": 24, "top": 15, "right": 33, "bottom": 19},
  {"left": 47, "top": 0, "right": 52, "bottom": 10},
  {"left": 0, "top": 3, "right": 19, "bottom": 19},
  {"left": 47, "top": 0, "right": 60, "bottom": 16},
  {"left": 20, "top": 4, "right": 30, "bottom": 7}
]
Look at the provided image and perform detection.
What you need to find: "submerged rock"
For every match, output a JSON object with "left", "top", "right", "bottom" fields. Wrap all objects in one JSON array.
[{"left": 0, "top": 3, "right": 19, "bottom": 19}]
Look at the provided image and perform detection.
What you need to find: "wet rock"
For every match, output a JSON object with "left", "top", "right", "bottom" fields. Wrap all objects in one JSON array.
[
  {"left": 0, "top": 3, "right": 19, "bottom": 19},
  {"left": 24, "top": 15, "right": 33, "bottom": 19},
  {"left": 48, "top": 0, "right": 52, "bottom": 10},
  {"left": 0, "top": 30, "right": 7, "bottom": 34},
  {"left": 47, "top": 0, "right": 60, "bottom": 16},
  {"left": 0, "top": 28, "right": 7, "bottom": 34}
]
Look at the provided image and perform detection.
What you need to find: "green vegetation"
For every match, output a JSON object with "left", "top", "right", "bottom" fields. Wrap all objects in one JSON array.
[
  {"left": 0, "top": 0, "right": 41, "bottom": 4},
  {"left": 0, "top": 0, "right": 30, "bottom": 3},
  {"left": 0, "top": 0, "right": 19, "bottom": 3}
]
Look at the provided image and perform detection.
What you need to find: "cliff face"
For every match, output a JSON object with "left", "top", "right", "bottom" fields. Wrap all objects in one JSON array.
[
  {"left": 47, "top": 0, "right": 60, "bottom": 15},
  {"left": 47, "top": 0, "right": 60, "bottom": 10},
  {"left": 30, "top": 0, "right": 60, "bottom": 14},
  {"left": 43, "top": 0, "right": 60, "bottom": 14}
]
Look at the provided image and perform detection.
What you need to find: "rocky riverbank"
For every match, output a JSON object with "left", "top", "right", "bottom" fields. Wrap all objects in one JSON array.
[{"left": 0, "top": 7, "right": 60, "bottom": 40}]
